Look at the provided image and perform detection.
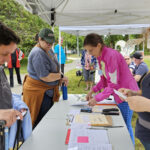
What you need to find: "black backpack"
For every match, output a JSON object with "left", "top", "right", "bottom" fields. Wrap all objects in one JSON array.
[{"left": 76, "top": 70, "right": 82, "bottom": 76}]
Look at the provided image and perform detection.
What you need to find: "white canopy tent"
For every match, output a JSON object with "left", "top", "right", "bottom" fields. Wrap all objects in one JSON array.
[
  {"left": 16, "top": 0, "right": 150, "bottom": 26},
  {"left": 16, "top": 0, "right": 150, "bottom": 64},
  {"left": 59, "top": 24, "right": 150, "bottom": 56},
  {"left": 59, "top": 24, "right": 150, "bottom": 36}
]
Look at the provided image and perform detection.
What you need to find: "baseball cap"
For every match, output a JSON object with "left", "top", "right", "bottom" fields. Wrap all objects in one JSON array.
[
  {"left": 38, "top": 28, "right": 55, "bottom": 44},
  {"left": 132, "top": 52, "right": 143, "bottom": 59}
]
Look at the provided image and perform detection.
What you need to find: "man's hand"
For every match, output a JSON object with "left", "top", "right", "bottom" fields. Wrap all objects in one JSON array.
[
  {"left": 126, "top": 96, "right": 150, "bottom": 112},
  {"left": 0, "top": 109, "right": 23, "bottom": 127},
  {"left": 118, "top": 88, "right": 138, "bottom": 100},
  {"left": 88, "top": 98, "right": 97, "bottom": 106}
]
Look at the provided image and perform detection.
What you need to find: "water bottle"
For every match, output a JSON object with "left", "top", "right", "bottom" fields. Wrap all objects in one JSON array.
[{"left": 62, "top": 83, "right": 68, "bottom": 100}]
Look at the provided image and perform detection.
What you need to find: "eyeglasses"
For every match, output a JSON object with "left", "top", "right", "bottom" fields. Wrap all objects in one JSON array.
[
  {"left": 44, "top": 40, "right": 53, "bottom": 45},
  {"left": 125, "top": 58, "right": 130, "bottom": 60}
]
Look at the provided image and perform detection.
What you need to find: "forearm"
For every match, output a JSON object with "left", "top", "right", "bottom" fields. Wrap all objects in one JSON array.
[
  {"left": 134, "top": 75, "right": 141, "bottom": 82},
  {"left": 40, "top": 73, "right": 61, "bottom": 82}
]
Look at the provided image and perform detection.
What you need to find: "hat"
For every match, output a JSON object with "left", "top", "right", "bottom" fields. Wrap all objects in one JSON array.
[
  {"left": 132, "top": 52, "right": 143, "bottom": 59},
  {"left": 38, "top": 28, "right": 55, "bottom": 44}
]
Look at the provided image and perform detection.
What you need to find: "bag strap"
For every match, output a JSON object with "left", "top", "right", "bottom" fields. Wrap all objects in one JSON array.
[{"left": 0, "top": 120, "right": 6, "bottom": 150}]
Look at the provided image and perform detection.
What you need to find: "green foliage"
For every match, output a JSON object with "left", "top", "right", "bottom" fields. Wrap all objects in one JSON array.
[
  {"left": 20, "top": 57, "right": 28, "bottom": 66},
  {"left": 104, "top": 35, "right": 129, "bottom": 48},
  {"left": 0, "top": 0, "right": 50, "bottom": 55}
]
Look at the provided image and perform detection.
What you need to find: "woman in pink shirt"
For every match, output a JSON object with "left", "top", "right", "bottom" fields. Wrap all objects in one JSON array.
[{"left": 84, "top": 33, "right": 139, "bottom": 144}]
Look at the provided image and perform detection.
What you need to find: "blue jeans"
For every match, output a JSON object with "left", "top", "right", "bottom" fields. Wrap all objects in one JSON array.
[
  {"left": 33, "top": 93, "right": 54, "bottom": 128},
  {"left": 118, "top": 102, "right": 134, "bottom": 145},
  {"left": 140, "top": 140, "right": 150, "bottom": 150}
]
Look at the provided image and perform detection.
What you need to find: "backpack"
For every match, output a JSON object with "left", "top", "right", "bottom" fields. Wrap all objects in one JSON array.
[{"left": 76, "top": 70, "right": 82, "bottom": 76}]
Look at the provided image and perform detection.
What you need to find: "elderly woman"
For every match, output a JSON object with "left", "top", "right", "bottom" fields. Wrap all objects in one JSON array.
[
  {"left": 84, "top": 33, "right": 139, "bottom": 144},
  {"left": 23, "top": 28, "right": 68, "bottom": 128}
]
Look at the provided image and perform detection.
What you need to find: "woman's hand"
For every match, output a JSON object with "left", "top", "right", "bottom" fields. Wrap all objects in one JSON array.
[
  {"left": 86, "top": 89, "right": 93, "bottom": 101},
  {"left": 88, "top": 98, "right": 97, "bottom": 106},
  {"left": 60, "top": 76, "right": 69, "bottom": 86}
]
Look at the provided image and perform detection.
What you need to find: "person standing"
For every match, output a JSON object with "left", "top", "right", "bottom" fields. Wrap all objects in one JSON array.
[
  {"left": 54, "top": 38, "right": 66, "bottom": 74},
  {"left": 23, "top": 28, "right": 68, "bottom": 128},
  {"left": 81, "top": 49, "right": 97, "bottom": 90},
  {"left": 119, "top": 71, "right": 150, "bottom": 150},
  {"left": 132, "top": 52, "right": 149, "bottom": 87},
  {"left": 84, "top": 33, "right": 139, "bottom": 144},
  {"left": 7, "top": 48, "right": 24, "bottom": 87}
]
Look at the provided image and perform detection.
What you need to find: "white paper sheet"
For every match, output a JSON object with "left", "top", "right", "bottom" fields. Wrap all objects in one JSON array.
[
  {"left": 68, "top": 124, "right": 111, "bottom": 150},
  {"left": 68, "top": 144, "right": 112, "bottom": 150}
]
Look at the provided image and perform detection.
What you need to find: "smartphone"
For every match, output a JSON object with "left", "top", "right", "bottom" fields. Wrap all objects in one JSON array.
[{"left": 81, "top": 107, "right": 92, "bottom": 113}]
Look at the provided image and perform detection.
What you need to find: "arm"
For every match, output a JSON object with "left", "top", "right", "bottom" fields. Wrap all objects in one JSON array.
[
  {"left": 127, "top": 96, "right": 150, "bottom": 112},
  {"left": 81, "top": 50, "right": 85, "bottom": 66},
  {"left": 92, "top": 75, "right": 107, "bottom": 93},
  {"left": 118, "top": 88, "right": 141, "bottom": 98},
  {"left": 134, "top": 65, "right": 147, "bottom": 82},
  {"left": 32, "top": 53, "right": 61, "bottom": 82},
  {"left": 41, "top": 73, "right": 61, "bottom": 82},
  {"left": 134, "top": 75, "right": 142, "bottom": 82}
]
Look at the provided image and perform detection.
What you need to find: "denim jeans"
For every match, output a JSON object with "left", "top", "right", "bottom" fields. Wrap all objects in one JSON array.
[
  {"left": 140, "top": 139, "right": 150, "bottom": 150},
  {"left": 118, "top": 102, "right": 134, "bottom": 145}
]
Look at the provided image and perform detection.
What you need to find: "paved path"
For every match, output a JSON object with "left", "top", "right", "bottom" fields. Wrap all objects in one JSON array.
[{"left": 8, "top": 57, "right": 80, "bottom": 94}]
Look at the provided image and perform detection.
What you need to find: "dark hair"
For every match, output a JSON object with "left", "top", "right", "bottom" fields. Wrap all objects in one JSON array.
[
  {"left": 84, "top": 33, "right": 104, "bottom": 47},
  {"left": 35, "top": 33, "right": 39, "bottom": 42},
  {"left": 0, "top": 22, "right": 20, "bottom": 45}
]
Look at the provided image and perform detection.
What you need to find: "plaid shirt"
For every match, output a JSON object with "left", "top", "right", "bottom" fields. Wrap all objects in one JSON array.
[{"left": 81, "top": 50, "right": 97, "bottom": 68}]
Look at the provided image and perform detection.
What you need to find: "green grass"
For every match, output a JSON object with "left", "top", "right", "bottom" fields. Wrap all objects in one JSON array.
[
  {"left": 65, "top": 69, "right": 89, "bottom": 94},
  {"left": 144, "top": 58, "right": 150, "bottom": 69}
]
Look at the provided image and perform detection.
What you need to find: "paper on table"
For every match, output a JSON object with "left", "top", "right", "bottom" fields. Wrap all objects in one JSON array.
[
  {"left": 68, "top": 109, "right": 80, "bottom": 115},
  {"left": 71, "top": 95, "right": 116, "bottom": 106},
  {"left": 68, "top": 126, "right": 111, "bottom": 150},
  {"left": 69, "top": 144, "right": 112, "bottom": 150}
]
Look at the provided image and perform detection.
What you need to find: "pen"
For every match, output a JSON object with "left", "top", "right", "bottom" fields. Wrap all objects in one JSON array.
[{"left": 88, "top": 126, "right": 124, "bottom": 130}]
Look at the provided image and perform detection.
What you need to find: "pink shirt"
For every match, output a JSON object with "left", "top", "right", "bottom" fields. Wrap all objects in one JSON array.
[{"left": 92, "top": 46, "right": 139, "bottom": 104}]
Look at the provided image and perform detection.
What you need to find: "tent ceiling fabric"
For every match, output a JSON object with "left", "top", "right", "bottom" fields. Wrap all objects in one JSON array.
[
  {"left": 16, "top": 0, "right": 150, "bottom": 26},
  {"left": 59, "top": 24, "right": 150, "bottom": 35}
]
